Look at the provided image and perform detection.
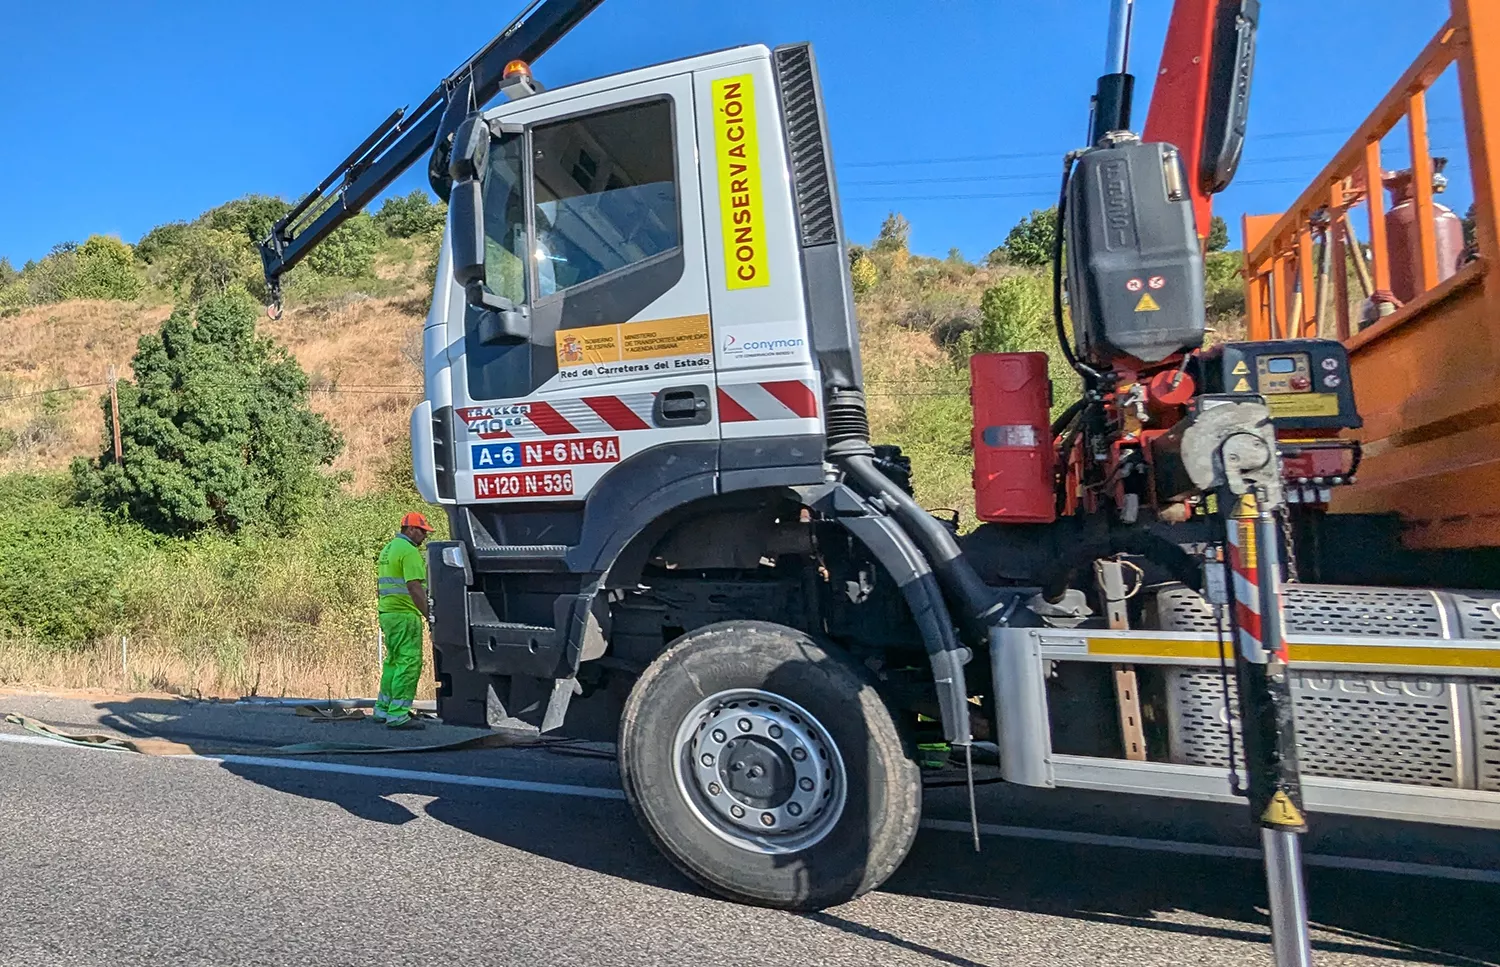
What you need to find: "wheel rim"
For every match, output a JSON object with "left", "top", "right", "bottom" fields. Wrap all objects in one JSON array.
[{"left": 671, "top": 688, "right": 848, "bottom": 855}]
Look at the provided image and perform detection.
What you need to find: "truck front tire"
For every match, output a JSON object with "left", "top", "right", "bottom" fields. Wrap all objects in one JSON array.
[{"left": 618, "top": 621, "right": 921, "bottom": 910}]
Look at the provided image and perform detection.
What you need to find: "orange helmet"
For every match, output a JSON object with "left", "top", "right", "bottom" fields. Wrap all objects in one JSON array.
[{"left": 401, "top": 511, "right": 435, "bottom": 532}]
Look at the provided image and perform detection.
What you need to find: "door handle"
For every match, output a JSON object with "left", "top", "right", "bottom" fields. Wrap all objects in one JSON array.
[{"left": 653, "top": 385, "right": 712, "bottom": 427}]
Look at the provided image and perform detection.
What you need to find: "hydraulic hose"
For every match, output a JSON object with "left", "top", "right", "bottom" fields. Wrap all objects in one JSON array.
[
  {"left": 1050, "top": 397, "right": 1085, "bottom": 438},
  {"left": 1052, "top": 153, "right": 1104, "bottom": 387},
  {"left": 843, "top": 454, "right": 1006, "bottom": 629}
]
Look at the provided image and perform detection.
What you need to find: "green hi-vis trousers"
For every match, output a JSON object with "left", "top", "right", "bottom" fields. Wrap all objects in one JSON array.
[{"left": 376, "top": 612, "right": 425, "bottom": 726}]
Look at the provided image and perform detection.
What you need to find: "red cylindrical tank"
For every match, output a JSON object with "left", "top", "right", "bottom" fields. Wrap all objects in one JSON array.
[
  {"left": 971, "top": 352, "right": 1055, "bottom": 523},
  {"left": 1384, "top": 166, "right": 1465, "bottom": 304}
]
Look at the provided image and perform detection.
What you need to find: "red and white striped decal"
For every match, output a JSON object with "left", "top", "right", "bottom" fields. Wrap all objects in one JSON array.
[
  {"left": 1226, "top": 519, "right": 1270, "bottom": 664},
  {"left": 458, "top": 393, "right": 655, "bottom": 440},
  {"left": 717, "top": 379, "right": 820, "bottom": 423}
]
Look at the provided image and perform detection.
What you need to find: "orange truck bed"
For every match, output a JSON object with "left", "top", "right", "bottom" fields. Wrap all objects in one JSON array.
[{"left": 1241, "top": 0, "right": 1500, "bottom": 551}]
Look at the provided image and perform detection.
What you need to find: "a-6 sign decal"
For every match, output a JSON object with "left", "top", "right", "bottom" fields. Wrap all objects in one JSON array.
[
  {"left": 471, "top": 435, "right": 621, "bottom": 470},
  {"left": 474, "top": 469, "right": 575, "bottom": 499},
  {"left": 470, "top": 435, "right": 620, "bottom": 500}
]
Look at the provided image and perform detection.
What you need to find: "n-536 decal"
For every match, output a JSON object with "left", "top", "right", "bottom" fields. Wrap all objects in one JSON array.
[{"left": 474, "top": 470, "right": 575, "bottom": 500}]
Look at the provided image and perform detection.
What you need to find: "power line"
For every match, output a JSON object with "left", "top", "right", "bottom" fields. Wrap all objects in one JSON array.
[
  {"left": 836, "top": 119, "right": 1467, "bottom": 171},
  {"left": 0, "top": 382, "right": 107, "bottom": 403}
]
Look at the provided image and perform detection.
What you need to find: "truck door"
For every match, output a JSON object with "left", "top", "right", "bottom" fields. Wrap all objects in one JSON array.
[{"left": 447, "top": 73, "right": 715, "bottom": 509}]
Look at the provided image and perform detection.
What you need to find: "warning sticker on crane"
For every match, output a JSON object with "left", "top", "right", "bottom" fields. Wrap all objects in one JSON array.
[
  {"left": 1260, "top": 789, "right": 1306, "bottom": 828},
  {"left": 1134, "top": 293, "right": 1161, "bottom": 312},
  {"left": 712, "top": 74, "right": 769, "bottom": 290}
]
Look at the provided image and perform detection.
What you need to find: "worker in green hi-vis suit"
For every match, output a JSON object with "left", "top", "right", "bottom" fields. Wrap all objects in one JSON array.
[{"left": 375, "top": 512, "right": 435, "bottom": 729}]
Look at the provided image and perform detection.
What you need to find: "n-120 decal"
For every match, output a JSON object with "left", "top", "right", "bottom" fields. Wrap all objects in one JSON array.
[
  {"left": 471, "top": 436, "right": 621, "bottom": 470},
  {"left": 474, "top": 470, "right": 575, "bottom": 500}
]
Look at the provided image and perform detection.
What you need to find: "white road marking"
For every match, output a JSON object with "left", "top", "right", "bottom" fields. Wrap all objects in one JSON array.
[
  {"left": 919, "top": 819, "right": 1500, "bottom": 884},
  {"left": 5, "top": 731, "right": 1497, "bottom": 884}
]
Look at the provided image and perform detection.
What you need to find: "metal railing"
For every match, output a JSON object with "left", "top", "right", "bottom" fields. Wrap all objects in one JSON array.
[{"left": 1241, "top": 2, "right": 1495, "bottom": 345}]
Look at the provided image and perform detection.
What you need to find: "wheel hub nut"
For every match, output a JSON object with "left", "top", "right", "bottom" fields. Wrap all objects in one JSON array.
[
  {"left": 760, "top": 812, "right": 775, "bottom": 826},
  {"left": 792, "top": 747, "right": 807, "bottom": 761},
  {"left": 799, "top": 777, "right": 814, "bottom": 791},
  {"left": 768, "top": 725, "right": 783, "bottom": 739},
  {"left": 787, "top": 802, "right": 802, "bottom": 817},
  {"left": 737, "top": 718, "right": 753, "bottom": 733},
  {"left": 731, "top": 805, "right": 745, "bottom": 819}
]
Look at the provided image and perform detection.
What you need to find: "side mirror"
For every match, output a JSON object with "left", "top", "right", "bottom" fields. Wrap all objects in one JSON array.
[
  {"left": 448, "top": 113, "right": 491, "bottom": 290},
  {"left": 444, "top": 115, "right": 533, "bottom": 346}
]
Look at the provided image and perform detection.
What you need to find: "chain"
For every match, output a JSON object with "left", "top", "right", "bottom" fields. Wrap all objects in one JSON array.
[{"left": 1279, "top": 507, "right": 1300, "bottom": 584}]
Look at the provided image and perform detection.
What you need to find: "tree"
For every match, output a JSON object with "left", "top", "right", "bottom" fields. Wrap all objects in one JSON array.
[
  {"left": 0, "top": 257, "right": 17, "bottom": 286},
  {"left": 1207, "top": 215, "right": 1230, "bottom": 253},
  {"left": 19, "top": 235, "right": 141, "bottom": 303},
  {"left": 305, "top": 211, "right": 382, "bottom": 277},
  {"left": 375, "top": 190, "right": 447, "bottom": 238},
  {"left": 160, "top": 226, "right": 260, "bottom": 303},
  {"left": 70, "top": 236, "right": 142, "bottom": 300},
  {"left": 1002, "top": 208, "right": 1058, "bottom": 267},
  {"left": 873, "top": 212, "right": 911, "bottom": 253},
  {"left": 202, "top": 195, "right": 293, "bottom": 245},
  {"left": 72, "top": 291, "right": 342, "bottom": 536},
  {"left": 134, "top": 222, "right": 193, "bottom": 265}
]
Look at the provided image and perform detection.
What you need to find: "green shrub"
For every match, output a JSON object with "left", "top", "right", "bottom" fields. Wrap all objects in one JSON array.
[
  {"left": 159, "top": 226, "right": 260, "bottom": 303},
  {"left": 0, "top": 475, "right": 149, "bottom": 646},
  {"left": 134, "top": 222, "right": 192, "bottom": 265},
  {"left": 1002, "top": 208, "right": 1058, "bottom": 267},
  {"left": 1205, "top": 249, "right": 1245, "bottom": 325},
  {"left": 14, "top": 235, "right": 142, "bottom": 303},
  {"left": 305, "top": 212, "right": 382, "bottom": 278},
  {"left": 374, "top": 190, "right": 446, "bottom": 238},
  {"left": 70, "top": 236, "right": 143, "bottom": 300},
  {"left": 201, "top": 195, "right": 292, "bottom": 245},
  {"left": 72, "top": 291, "right": 343, "bottom": 536}
]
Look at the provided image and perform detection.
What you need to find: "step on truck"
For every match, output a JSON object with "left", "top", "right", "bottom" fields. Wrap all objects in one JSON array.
[{"left": 261, "top": 0, "right": 1500, "bottom": 919}]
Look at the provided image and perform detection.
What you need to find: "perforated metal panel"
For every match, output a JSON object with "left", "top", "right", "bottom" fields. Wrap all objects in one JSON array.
[
  {"left": 1153, "top": 583, "right": 1500, "bottom": 640},
  {"left": 1456, "top": 596, "right": 1500, "bottom": 640},
  {"left": 1151, "top": 584, "right": 1455, "bottom": 637},
  {"left": 1477, "top": 684, "right": 1500, "bottom": 793},
  {"left": 1166, "top": 669, "right": 1464, "bottom": 787}
]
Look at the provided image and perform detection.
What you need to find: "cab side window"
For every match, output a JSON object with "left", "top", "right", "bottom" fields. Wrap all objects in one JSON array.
[
  {"left": 531, "top": 99, "right": 680, "bottom": 298},
  {"left": 465, "top": 97, "right": 681, "bottom": 401}
]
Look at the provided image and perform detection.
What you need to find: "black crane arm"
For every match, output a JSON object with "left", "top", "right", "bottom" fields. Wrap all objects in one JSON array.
[{"left": 258, "top": 0, "right": 606, "bottom": 307}]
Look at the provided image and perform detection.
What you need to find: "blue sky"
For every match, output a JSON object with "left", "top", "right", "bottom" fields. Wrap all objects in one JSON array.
[{"left": 0, "top": 0, "right": 1468, "bottom": 266}]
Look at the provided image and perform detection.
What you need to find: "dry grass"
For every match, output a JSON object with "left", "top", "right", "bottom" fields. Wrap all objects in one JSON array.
[
  {"left": 266, "top": 296, "right": 426, "bottom": 491},
  {"left": 0, "top": 635, "right": 428, "bottom": 701},
  {"left": 0, "top": 295, "right": 427, "bottom": 492}
]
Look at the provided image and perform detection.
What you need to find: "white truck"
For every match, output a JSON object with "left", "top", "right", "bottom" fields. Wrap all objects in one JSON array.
[{"left": 261, "top": 0, "right": 1500, "bottom": 919}]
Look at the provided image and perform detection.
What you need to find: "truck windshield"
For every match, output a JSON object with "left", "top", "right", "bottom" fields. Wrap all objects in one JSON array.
[{"left": 481, "top": 133, "right": 528, "bottom": 305}]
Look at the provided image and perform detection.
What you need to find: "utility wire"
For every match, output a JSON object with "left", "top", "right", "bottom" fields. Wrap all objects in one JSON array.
[{"left": 0, "top": 382, "right": 107, "bottom": 403}]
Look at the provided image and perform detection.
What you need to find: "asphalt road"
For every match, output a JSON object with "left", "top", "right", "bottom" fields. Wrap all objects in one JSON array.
[{"left": 1, "top": 692, "right": 1498, "bottom": 967}]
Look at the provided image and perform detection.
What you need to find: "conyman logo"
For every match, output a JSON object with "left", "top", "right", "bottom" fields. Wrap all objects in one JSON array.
[{"left": 712, "top": 74, "right": 769, "bottom": 290}]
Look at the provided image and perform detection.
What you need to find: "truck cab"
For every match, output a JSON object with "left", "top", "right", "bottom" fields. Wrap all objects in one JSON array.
[{"left": 412, "top": 43, "right": 869, "bottom": 734}]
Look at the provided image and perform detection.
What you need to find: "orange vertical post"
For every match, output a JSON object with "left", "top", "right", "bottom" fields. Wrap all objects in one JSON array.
[
  {"left": 1331, "top": 219, "right": 1351, "bottom": 340},
  {"left": 1246, "top": 271, "right": 1268, "bottom": 340},
  {"left": 1364, "top": 140, "right": 1391, "bottom": 293},
  {"left": 1297, "top": 228, "right": 1317, "bottom": 336},
  {"left": 1271, "top": 253, "right": 1292, "bottom": 340},
  {"left": 1455, "top": 0, "right": 1500, "bottom": 273},
  {"left": 1407, "top": 89, "right": 1441, "bottom": 291}
]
